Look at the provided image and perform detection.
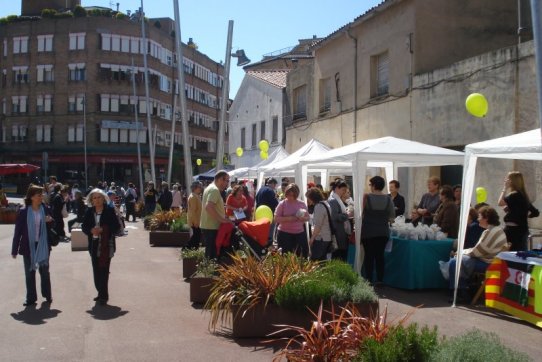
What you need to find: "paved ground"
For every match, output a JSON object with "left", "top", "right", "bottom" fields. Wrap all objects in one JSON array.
[{"left": 0, "top": 204, "right": 540, "bottom": 361}]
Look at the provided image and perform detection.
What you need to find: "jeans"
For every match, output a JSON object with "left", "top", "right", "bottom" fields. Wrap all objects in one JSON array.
[
  {"left": 188, "top": 227, "right": 202, "bottom": 249},
  {"left": 23, "top": 254, "right": 51, "bottom": 303},
  {"left": 448, "top": 255, "right": 489, "bottom": 289},
  {"left": 277, "top": 230, "right": 308, "bottom": 257},
  {"left": 201, "top": 229, "right": 218, "bottom": 259},
  {"left": 310, "top": 240, "right": 330, "bottom": 261}
]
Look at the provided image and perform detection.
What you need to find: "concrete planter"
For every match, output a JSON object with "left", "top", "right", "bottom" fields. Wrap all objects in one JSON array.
[
  {"left": 0, "top": 208, "right": 18, "bottom": 224},
  {"left": 231, "top": 300, "right": 379, "bottom": 338},
  {"left": 189, "top": 277, "right": 215, "bottom": 304},
  {"left": 149, "top": 231, "right": 189, "bottom": 247}
]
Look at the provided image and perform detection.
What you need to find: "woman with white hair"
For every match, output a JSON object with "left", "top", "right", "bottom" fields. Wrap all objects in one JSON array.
[{"left": 81, "top": 189, "right": 120, "bottom": 305}]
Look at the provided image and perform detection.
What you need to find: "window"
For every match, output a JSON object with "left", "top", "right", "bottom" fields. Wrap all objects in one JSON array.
[
  {"left": 11, "top": 96, "right": 27, "bottom": 114},
  {"left": 319, "top": 77, "right": 331, "bottom": 113},
  {"left": 260, "top": 120, "right": 266, "bottom": 142},
  {"left": 251, "top": 124, "right": 257, "bottom": 148},
  {"left": 2, "top": 69, "right": 7, "bottom": 88},
  {"left": 12, "top": 66, "right": 29, "bottom": 84},
  {"left": 100, "top": 94, "right": 110, "bottom": 112},
  {"left": 1, "top": 98, "right": 6, "bottom": 114},
  {"left": 37, "top": 65, "right": 54, "bottom": 82},
  {"left": 11, "top": 125, "right": 27, "bottom": 142},
  {"left": 68, "top": 94, "right": 84, "bottom": 113},
  {"left": 241, "top": 128, "right": 245, "bottom": 149},
  {"left": 272, "top": 115, "right": 278, "bottom": 143},
  {"left": 3, "top": 40, "right": 6, "bottom": 57},
  {"left": 111, "top": 35, "right": 121, "bottom": 52},
  {"left": 101, "top": 34, "right": 111, "bottom": 51},
  {"left": 372, "top": 51, "right": 389, "bottom": 97},
  {"left": 37, "top": 35, "right": 53, "bottom": 52},
  {"left": 37, "top": 95, "right": 53, "bottom": 113},
  {"left": 68, "top": 124, "right": 84, "bottom": 142},
  {"left": 130, "top": 37, "right": 140, "bottom": 54},
  {"left": 110, "top": 95, "right": 119, "bottom": 113},
  {"left": 36, "top": 125, "right": 52, "bottom": 142},
  {"left": 69, "top": 33, "right": 85, "bottom": 50},
  {"left": 121, "top": 36, "right": 130, "bottom": 52},
  {"left": 68, "top": 63, "right": 86, "bottom": 81},
  {"left": 13, "top": 36, "right": 29, "bottom": 54},
  {"left": 293, "top": 85, "right": 307, "bottom": 120}
]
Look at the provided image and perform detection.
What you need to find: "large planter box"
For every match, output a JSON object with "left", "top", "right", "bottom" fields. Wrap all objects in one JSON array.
[
  {"left": 189, "top": 277, "right": 215, "bottom": 304},
  {"left": 231, "top": 301, "right": 379, "bottom": 338},
  {"left": 0, "top": 208, "right": 18, "bottom": 224},
  {"left": 182, "top": 257, "right": 199, "bottom": 279},
  {"left": 149, "top": 231, "right": 190, "bottom": 247}
]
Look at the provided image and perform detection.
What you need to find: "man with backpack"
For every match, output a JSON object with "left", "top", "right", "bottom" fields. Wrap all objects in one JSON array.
[{"left": 124, "top": 182, "right": 138, "bottom": 222}]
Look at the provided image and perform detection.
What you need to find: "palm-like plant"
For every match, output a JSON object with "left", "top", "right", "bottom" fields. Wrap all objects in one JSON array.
[
  {"left": 148, "top": 210, "right": 186, "bottom": 231},
  {"left": 205, "top": 253, "right": 319, "bottom": 330}
]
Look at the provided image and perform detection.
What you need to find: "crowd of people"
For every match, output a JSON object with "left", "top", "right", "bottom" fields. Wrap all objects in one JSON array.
[{"left": 9, "top": 169, "right": 540, "bottom": 307}]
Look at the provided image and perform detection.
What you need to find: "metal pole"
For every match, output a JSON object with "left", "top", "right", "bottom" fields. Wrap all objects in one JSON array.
[
  {"left": 172, "top": 0, "right": 193, "bottom": 188},
  {"left": 216, "top": 20, "right": 233, "bottom": 171},
  {"left": 140, "top": 0, "right": 156, "bottom": 185},
  {"left": 167, "top": 87, "right": 176, "bottom": 185},
  {"left": 83, "top": 95, "right": 88, "bottom": 189},
  {"left": 530, "top": 0, "right": 542, "bottom": 134},
  {"left": 131, "top": 58, "right": 145, "bottom": 197}
]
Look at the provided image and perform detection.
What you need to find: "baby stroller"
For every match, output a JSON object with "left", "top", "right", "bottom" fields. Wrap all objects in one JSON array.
[
  {"left": 235, "top": 219, "right": 271, "bottom": 260},
  {"left": 215, "top": 219, "right": 271, "bottom": 261}
]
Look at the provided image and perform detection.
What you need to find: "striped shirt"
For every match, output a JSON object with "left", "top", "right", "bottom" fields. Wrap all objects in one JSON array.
[{"left": 464, "top": 225, "right": 507, "bottom": 263}]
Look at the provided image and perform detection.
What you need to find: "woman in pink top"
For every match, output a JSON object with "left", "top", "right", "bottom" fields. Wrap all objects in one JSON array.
[{"left": 274, "top": 183, "right": 310, "bottom": 257}]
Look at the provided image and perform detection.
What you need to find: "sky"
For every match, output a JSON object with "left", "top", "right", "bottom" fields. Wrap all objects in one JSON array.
[{"left": 1, "top": 0, "right": 382, "bottom": 98}]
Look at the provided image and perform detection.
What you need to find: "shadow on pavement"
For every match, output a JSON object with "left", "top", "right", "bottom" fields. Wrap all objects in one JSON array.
[
  {"left": 10, "top": 302, "right": 62, "bottom": 325},
  {"left": 86, "top": 303, "right": 129, "bottom": 320},
  {"left": 377, "top": 286, "right": 451, "bottom": 308},
  {"left": 457, "top": 304, "right": 540, "bottom": 329},
  {"left": 213, "top": 327, "right": 286, "bottom": 353}
]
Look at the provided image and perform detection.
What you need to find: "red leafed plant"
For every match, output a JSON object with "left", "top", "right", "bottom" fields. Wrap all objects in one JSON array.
[{"left": 272, "top": 302, "right": 414, "bottom": 362}]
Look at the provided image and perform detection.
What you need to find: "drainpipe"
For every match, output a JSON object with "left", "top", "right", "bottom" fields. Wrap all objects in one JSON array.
[{"left": 346, "top": 27, "right": 358, "bottom": 143}]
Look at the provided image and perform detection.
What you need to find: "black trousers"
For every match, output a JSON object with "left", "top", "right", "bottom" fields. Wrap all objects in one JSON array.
[
  {"left": 125, "top": 202, "right": 136, "bottom": 221},
  {"left": 188, "top": 227, "right": 201, "bottom": 249},
  {"left": 91, "top": 256, "right": 111, "bottom": 301},
  {"left": 505, "top": 226, "right": 528, "bottom": 251},
  {"left": 23, "top": 255, "right": 51, "bottom": 303},
  {"left": 362, "top": 236, "right": 389, "bottom": 283},
  {"left": 277, "top": 230, "right": 308, "bottom": 257}
]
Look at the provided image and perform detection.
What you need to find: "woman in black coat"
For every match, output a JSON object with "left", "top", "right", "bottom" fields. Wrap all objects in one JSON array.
[{"left": 82, "top": 188, "right": 120, "bottom": 305}]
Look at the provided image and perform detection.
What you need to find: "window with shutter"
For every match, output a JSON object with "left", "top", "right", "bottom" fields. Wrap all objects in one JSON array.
[{"left": 376, "top": 52, "right": 389, "bottom": 96}]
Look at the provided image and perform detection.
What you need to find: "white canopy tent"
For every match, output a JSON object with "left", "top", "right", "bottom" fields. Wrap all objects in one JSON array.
[
  {"left": 297, "top": 136, "right": 465, "bottom": 275},
  {"left": 229, "top": 146, "right": 289, "bottom": 179},
  {"left": 256, "top": 139, "right": 334, "bottom": 189},
  {"left": 454, "top": 128, "right": 542, "bottom": 305}
]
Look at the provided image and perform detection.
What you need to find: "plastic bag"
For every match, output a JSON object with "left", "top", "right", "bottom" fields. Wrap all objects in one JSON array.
[{"left": 439, "top": 260, "right": 450, "bottom": 280}]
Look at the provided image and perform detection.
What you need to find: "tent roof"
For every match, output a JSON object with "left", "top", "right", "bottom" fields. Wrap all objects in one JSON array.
[
  {"left": 300, "top": 136, "right": 464, "bottom": 167},
  {"left": 193, "top": 165, "right": 234, "bottom": 181},
  {"left": 229, "top": 147, "right": 290, "bottom": 178},
  {"left": 465, "top": 128, "right": 542, "bottom": 160},
  {"left": 260, "top": 139, "right": 332, "bottom": 172}
]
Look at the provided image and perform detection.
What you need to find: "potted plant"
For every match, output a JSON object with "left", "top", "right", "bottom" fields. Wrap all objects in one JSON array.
[
  {"left": 189, "top": 257, "right": 218, "bottom": 304},
  {"left": 180, "top": 247, "right": 205, "bottom": 279},
  {"left": 205, "top": 254, "right": 379, "bottom": 338},
  {"left": 148, "top": 210, "right": 190, "bottom": 247}
]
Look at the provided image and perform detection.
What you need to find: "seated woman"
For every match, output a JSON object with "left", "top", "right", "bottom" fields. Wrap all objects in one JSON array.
[
  {"left": 448, "top": 206, "right": 508, "bottom": 302},
  {"left": 433, "top": 185, "right": 459, "bottom": 238}
]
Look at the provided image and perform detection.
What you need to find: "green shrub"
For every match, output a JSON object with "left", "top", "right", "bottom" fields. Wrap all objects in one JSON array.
[
  {"left": 154, "top": 20, "right": 161, "bottom": 29},
  {"left": 73, "top": 5, "right": 87, "bottom": 17},
  {"left": 355, "top": 323, "right": 439, "bottom": 362},
  {"left": 275, "top": 260, "right": 377, "bottom": 309},
  {"left": 431, "top": 329, "right": 530, "bottom": 362},
  {"left": 7, "top": 15, "right": 19, "bottom": 22},
  {"left": 101, "top": 9, "right": 112, "bottom": 17},
  {"left": 194, "top": 257, "right": 218, "bottom": 277},
  {"left": 54, "top": 12, "right": 73, "bottom": 18},
  {"left": 88, "top": 9, "right": 101, "bottom": 17},
  {"left": 180, "top": 247, "right": 205, "bottom": 260},
  {"left": 115, "top": 12, "right": 127, "bottom": 20},
  {"left": 0, "top": 18, "right": 8, "bottom": 25}
]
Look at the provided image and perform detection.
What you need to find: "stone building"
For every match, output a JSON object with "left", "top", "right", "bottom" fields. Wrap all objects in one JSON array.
[
  {"left": 0, "top": 1, "right": 224, "bottom": 186},
  {"left": 284, "top": 0, "right": 541, "bottom": 223}
]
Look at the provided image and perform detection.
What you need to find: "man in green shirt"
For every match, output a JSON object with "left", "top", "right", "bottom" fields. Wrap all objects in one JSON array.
[{"left": 200, "top": 170, "right": 233, "bottom": 259}]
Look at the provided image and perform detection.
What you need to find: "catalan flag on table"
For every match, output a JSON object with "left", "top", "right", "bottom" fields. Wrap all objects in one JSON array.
[{"left": 485, "top": 258, "right": 542, "bottom": 328}]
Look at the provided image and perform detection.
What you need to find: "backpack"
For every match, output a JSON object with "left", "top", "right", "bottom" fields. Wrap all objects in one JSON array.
[{"left": 125, "top": 190, "right": 135, "bottom": 202}]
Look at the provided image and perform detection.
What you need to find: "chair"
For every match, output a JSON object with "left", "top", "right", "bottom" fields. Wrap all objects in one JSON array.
[
  {"left": 528, "top": 232, "right": 542, "bottom": 250},
  {"left": 470, "top": 242, "right": 511, "bottom": 305}
]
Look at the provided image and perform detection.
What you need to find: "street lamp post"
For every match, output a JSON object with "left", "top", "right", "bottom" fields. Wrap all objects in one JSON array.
[
  {"left": 216, "top": 20, "right": 250, "bottom": 171},
  {"left": 83, "top": 95, "right": 88, "bottom": 189}
]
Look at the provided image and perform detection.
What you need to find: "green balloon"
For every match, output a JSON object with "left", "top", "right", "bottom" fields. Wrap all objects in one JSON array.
[{"left": 466, "top": 93, "right": 488, "bottom": 118}]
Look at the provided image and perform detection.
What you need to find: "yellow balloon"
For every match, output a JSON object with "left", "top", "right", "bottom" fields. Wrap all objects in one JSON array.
[
  {"left": 259, "top": 140, "right": 269, "bottom": 152},
  {"left": 255, "top": 205, "right": 273, "bottom": 223},
  {"left": 236, "top": 147, "right": 243, "bottom": 157},
  {"left": 196, "top": 158, "right": 202, "bottom": 166},
  {"left": 475, "top": 187, "right": 487, "bottom": 204},
  {"left": 260, "top": 151, "right": 268, "bottom": 160},
  {"left": 465, "top": 93, "right": 488, "bottom": 118}
]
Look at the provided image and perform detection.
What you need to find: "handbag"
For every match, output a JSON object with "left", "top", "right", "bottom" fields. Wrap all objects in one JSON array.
[
  {"left": 320, "top": 202, "right": 338, "bottom": 253},
  {"left": 47, "top": 225, "right": 60, "bottom": 247}
]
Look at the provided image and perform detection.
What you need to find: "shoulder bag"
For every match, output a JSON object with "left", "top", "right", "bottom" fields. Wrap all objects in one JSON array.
[{"left": 320, "top": 201, "right": 338, "bottom": 253}]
